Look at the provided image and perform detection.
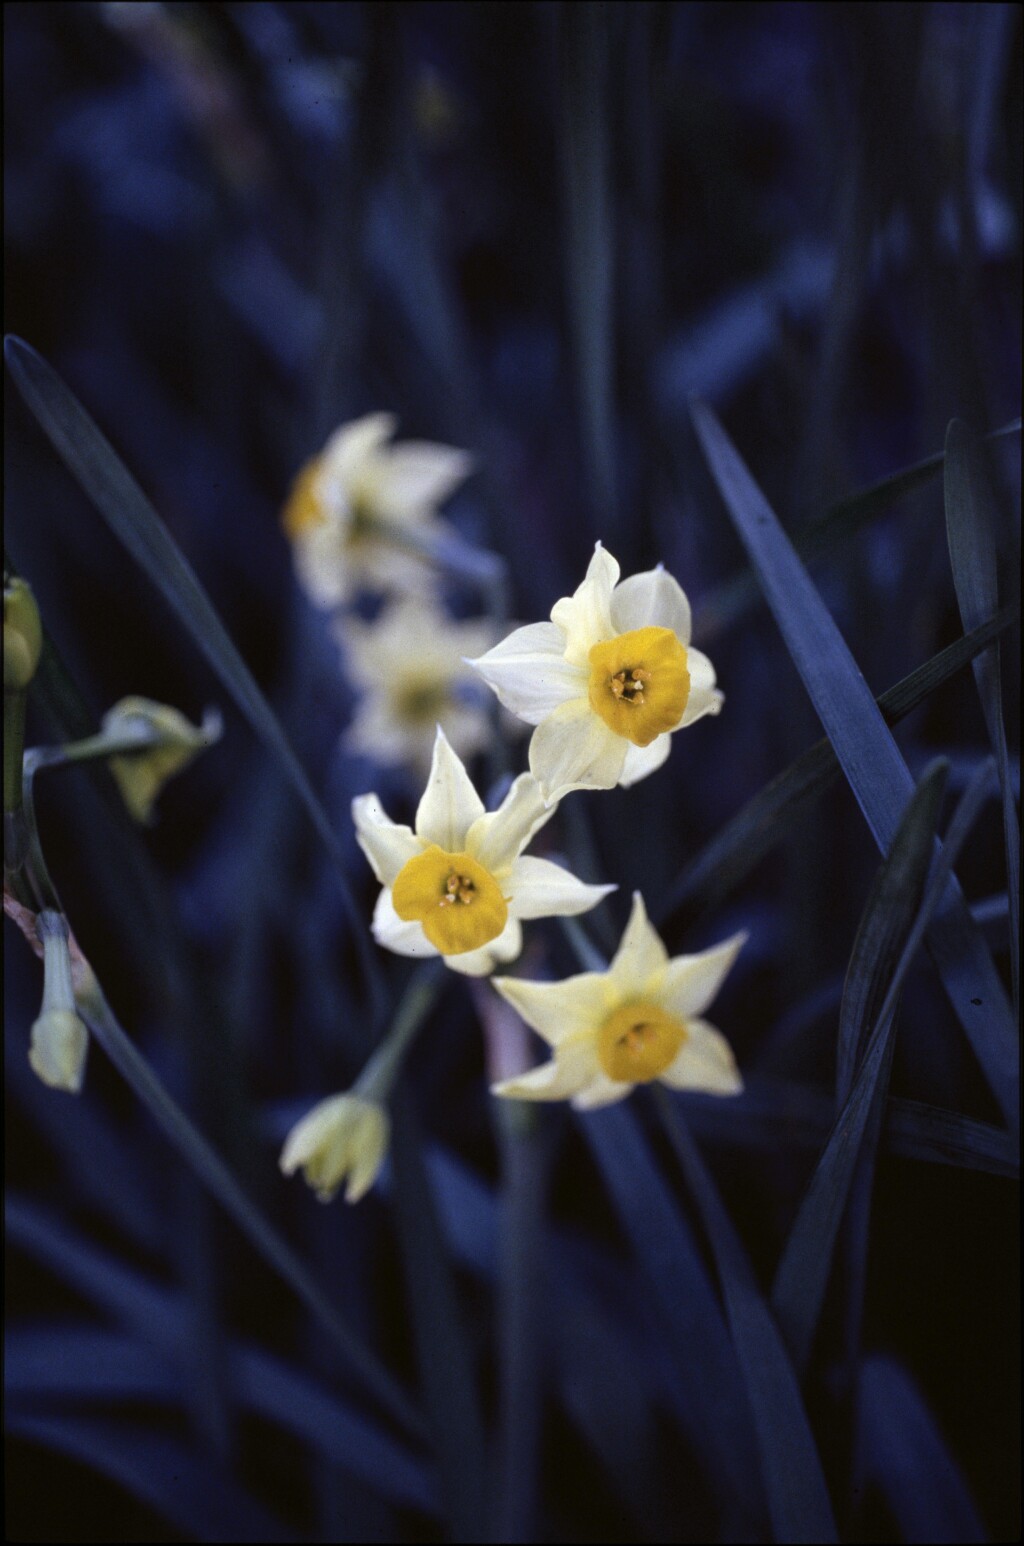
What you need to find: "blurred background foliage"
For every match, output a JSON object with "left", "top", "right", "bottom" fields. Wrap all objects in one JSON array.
[{"left": 4, "top": 2, "right": 1020, "bottom": 1541}]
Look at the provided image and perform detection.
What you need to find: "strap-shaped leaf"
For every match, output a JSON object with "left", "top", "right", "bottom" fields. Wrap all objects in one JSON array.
[
  {"left": 772, "top": 759, "right": 994, "bottom": 1375},
  {"left": 657, "top": 1096, "right": 838, "bottom": 1543},
  {"left": 6, "top": 1408, "right": 291, "bottom": 1543},
  {"left": 579, "top": 1103, "right": 764, "bottom": 1524},
  {"left": 4, "top": 336, "right": 383, "bottom": 1007},
  {"left": 835, "top": 761, "right": 949, "bottom": 1104},
  {"left": 74, "top": 980, "right": 422, "bottom": 1441},
  {"left": 390, "top": 1087, "right": 488, "bottom": 1542},
  {"left": 560, "top": 2, "right": 616, "bottom": 539},
  {"left": 945, "top": 417, "right": 1020, "bottom": 1007},
  {"left": 695, "top": 418, "right": 1020, "bottom": 640},
  {"left": 691, "top": 399, "right": 1017, "bottom": 1130},
  {"left": 660, "top": 604, "right": 1016, "bottom": 929},
  {"left": 857, "top": 1356, "right": 986, "bottom": 1543}
]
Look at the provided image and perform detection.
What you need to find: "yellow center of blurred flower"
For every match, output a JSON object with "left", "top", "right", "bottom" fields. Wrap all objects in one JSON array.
[
  {"left": 392, "top": 846, "right": 508, "bottom": 954},
  {"left": 596, "top": 1000, "right": 687, "bottom": 1083},
  {"left": 282, "top": 458, "right": 326, "bottom": 539},
  {"left": 395, "top": 676, "right": 450, "bottom": 724},
  {"left": 587, "top": 627, "right": 690, "bottom": 746}
]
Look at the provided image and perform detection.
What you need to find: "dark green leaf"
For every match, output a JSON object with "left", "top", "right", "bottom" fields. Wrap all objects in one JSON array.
[
  {"left": 660, "top": 606, "right": 1017, "bottom": 928},
  {"left": 691, "top": 400, "right": 1017, "bottom": 1130},
  {"left": 695, "top": 418, "right": 1021, "bottom": 641},
  {"left": 836, "top": 761, "right": 949, "bottom": 1103},
  {"left": 390, "top": 1086, "right": 488, "bottom": 1542},
  {"left": 771, "top": 760, "right": 994, "bottom": 1374},
  {"left": 656, "top": 1095, "right": 837, "bottom": 1544},
  {"left": 944, "top": 417, "right": 1020, "bottom": 1006},
  {"left": 561, "top": 3, "right": 616, "bottom": 539},
  {"left": 76, "top": 981, "right": 422, "bottom": 1441}
]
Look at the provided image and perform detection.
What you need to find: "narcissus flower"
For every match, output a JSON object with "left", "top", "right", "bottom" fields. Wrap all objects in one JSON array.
[
  {"left": 468, "top": 543, "right": 723, "bottom": 803},
  {"left": 353, "top": 727, "right": 615, "bottom": 976},
  {"left": 283, "top": 413, "right": 473, "bottom": 606},
  {"left": 280, "top": 1093, "right": 390, "bottom": 1203},
  {"left": 491, "top": 892, "right": 745, "bottom": 1109},
  {"left": 338, "top": 595, "right": 496, "bottom": 775}
]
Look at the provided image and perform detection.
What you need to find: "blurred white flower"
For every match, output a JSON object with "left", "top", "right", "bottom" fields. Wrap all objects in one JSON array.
[
  {"left": 338, "top": 595, "right": 496, "bottom": 775},
  {"left": 491, "top": 892, "right": 745, "bottom": 1110},
  {"left": 467, "top": 543, "right": 723, "bottom": 803},
  {"left": 352, "top": 727, "right": 615, "bottom": 977},
  {"left": 280, "top": 1093, "right": 390, "bottom": 1204},
  {"left": 283, "top": 413, "right": 473, "bottom": 606}
]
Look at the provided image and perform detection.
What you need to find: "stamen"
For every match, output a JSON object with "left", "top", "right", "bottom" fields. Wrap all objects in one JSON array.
[{"left": 440, "top": 872, "right": 476, "bottom": 907}]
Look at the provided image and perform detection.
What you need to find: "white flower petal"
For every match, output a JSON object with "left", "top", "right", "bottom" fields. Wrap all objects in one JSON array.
[
  {"left": 659, "top": 1019, "right": 743, "bottom": 1095},
  {"left": 550, "top": 543, "right": 620, "bottom": 666},
  {"left": 414, "top": 727, "right": 486, "bottom": 849},
  {"left": 680, "top": 649, "right": 724, "bottom": 727},
  {"left": 371, "top": 889, "right": 440, "bottom": 960},
  {"left": 465, "top": 774, "right": 555, "bottom": 873},
  {"left": 659, "top": 932, "right": 748, "bottom": 1021},
  {"left": 491, "top": 973, "right": 613, "bottom": 1046},
  {"left": 444, "top": 917, "right": 523, "bottom": 977},
  {"left": 608, "top": 892, "right": 669, "bottom": 995},
  {"left": 370, "top": 442, "right": 474, "bottom": 518},
  {"left": 352, "top": 794, "right": 421, "bottom": 885},
  {"left": 610, "top": 566, "right": 692, "bottom": 645},
  {"left": 468, "top": 621, "right": 585, "bottom": 726},
  {"left": 528, "top": 697, "right": 628, "bottom": 803},
  {"left": 507, "top": 855, "right": 616, "bottom": 920},
  {"left": 492, "top": 1035, "right": 602, "bottom": 1102},
  {"left": 571, "top": 1073, "right": 633, "bottom": 1110},
  {"left": 619, "top": 734, "right": 673, "bottom": 787},
  {"left": 320, "top": 413, "right": 398, "bottom": 487}
]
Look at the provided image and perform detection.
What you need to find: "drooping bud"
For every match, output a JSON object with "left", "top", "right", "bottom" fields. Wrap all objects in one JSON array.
[
  {"left": 101, "top": 697, "right": 222, "bottom": 824},
  {"left": 29, "top": 910, "right": 89, "bottom": 1094},
  {"left": 4, "top": 577, "right": 43, "bottom": 691},
  {"left": 280, "top": 1093, "right": 390, "bottom": 1204}
]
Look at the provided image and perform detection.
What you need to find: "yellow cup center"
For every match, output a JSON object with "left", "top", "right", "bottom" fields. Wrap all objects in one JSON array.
[
  {"left": 587, "top": 627, "right": 690, "bottom": 747},
  {"left": 392, "top": 846, "right": 508, "bottom": 954},
  {"left": 596, "top": 1000, "right": 687, "bottom": 1083}
]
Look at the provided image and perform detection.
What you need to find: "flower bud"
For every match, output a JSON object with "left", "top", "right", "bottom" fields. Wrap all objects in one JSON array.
[
  {"left": 280, "top": 1093, "right": 390, "bottom": 1204},
  {"left": 29, "top": 911, "right": 88, "bottom": 1094},
  {"left": 4, "top": 577, "right": 43, "bottom": 691},
  {"left": 102, "top": 697, "right": 221, "bottom": 824}
]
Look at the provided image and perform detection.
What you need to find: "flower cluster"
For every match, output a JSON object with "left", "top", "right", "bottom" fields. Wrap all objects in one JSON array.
[
  {"left": 283, "top": 414, "right": 495, "bottom": 774},
  {"left": 280, "top": 448, "right": 746, "bottom": 1201}
]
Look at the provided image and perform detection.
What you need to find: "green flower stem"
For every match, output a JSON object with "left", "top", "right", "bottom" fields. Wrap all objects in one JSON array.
[
  {"left": 356, "top": 961, "right": 445, "bottom": 1104},
  {"left": 23, "top": 723, "right": 165, "bottom": 777},
  {"left": 4, "top": 690, "right": 30, "bottom": 876}
]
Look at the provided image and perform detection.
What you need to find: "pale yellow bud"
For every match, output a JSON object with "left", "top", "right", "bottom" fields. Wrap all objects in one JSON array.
[
  {"left": 102, "top": 697, "right": 221, "bottom": 824},
  {"left": 29, "top": 912, "right": 89, "bottom": 1094},
  {"left": 4, "top": 578, "right": 43, "bottom": 691},
  {"left": 280, "top": 1093, "right": 390, "bottom": 1204}
]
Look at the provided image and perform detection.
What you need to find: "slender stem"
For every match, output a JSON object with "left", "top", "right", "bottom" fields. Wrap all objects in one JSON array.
[{"left": 357, "top": 960, "right": 446, "bottom": 1102}]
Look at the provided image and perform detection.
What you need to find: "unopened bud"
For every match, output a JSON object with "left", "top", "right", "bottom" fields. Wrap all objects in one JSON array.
[
  {"left": 29, "top": 911, "right": 88, "bottom": 1093},
  {"left": 4, "top": 578, "right": 43, "bottom": 691},
  {"left": 280, "top": 1093, "right": 390, "bottom": 1204}
]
